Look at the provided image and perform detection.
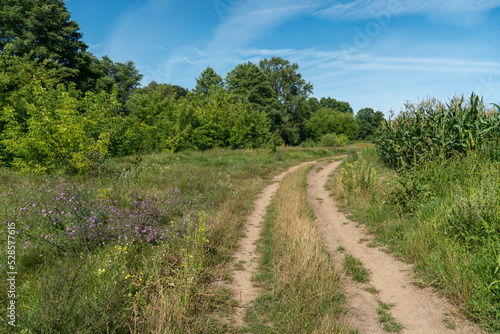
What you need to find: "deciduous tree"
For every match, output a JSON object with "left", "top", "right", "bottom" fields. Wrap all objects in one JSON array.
[
  {"left": 194, "top": 67, "right": 223, "bottom": 96},
  {"left": 319, "top": 97, "right": 353, "bottom": 113},
  {"left": 0, "top": 0, "right": 88, "bottom": 85},
  {"left": 259, "top": 57, "right": 313, "bottom": 144},
  {"left": 225, "top": 62, "right": 282, "bottom": 133},
  {"left": 356, "top": 107, "right": 385, "bottom": 139}
]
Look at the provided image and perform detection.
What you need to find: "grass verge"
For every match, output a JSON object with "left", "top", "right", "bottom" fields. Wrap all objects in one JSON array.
[{"left": 248, "top": 165, "right": 356, "bottom": 333}]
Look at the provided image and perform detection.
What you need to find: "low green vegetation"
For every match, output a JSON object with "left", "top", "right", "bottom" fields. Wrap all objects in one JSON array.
[
  {"left": 328, "top": 96, "right": 500, "bottom": 332},
  {"left": 377, "top": 302, "right": 404, "bottom": 333},
  {"left": 234, "top": 260, "right": 247, "bottom": 271},
  {"left": 443, "top": 314, "right": 457, "bottom": 329},
  {"left": 343, "top": 253, "right": 371, "bottom": 284},
  {"left": 249, "top": 165, "right": 355, "bottom": 333},
  {"left": 0, "top": 147, "right": 338, "bottom": 333},
  {"left": 364, "top": 286, "right": 380, "bottom": 294}
]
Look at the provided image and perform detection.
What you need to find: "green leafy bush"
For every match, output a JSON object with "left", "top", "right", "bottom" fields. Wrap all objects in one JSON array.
[
  {"left": 305, "top": 108, "right": 359, "bottom": 141},
  {"left": 300, "top": 138, "right": 316, "bottom": 148},
  {"left": 123, "top": 88, "right": 271, "bottom": 152},
  {"left": 319, "top": 133, "right": 339, "bottom": 147},
  {"left": 337, "top": 134, "right": 349, "bottom": 146},
  {"left": 1, "top": 82, "right": 119, "bottom": 173}
]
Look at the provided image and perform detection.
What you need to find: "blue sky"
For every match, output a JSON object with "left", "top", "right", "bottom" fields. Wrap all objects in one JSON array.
[{"left": 66, "top": 0, "right": 500, "bottom": 116}]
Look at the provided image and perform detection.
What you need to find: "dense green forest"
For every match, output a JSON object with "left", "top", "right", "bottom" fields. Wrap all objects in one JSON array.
[{"left": 0, "top": 0, "right": 384, "bottom": 174}]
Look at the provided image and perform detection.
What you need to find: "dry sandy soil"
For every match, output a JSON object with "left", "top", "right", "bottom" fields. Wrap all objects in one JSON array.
[{"left": 229, "top": 159, "right": 483, "bottom": 333}]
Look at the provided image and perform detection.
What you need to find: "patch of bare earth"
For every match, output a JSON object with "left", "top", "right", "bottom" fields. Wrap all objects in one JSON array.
[
  {"left": 229, "top": 162, "right": 315, "bottom": 327},
  {"left": 307, "top": 160, "right": 483, "bottom": 334}
]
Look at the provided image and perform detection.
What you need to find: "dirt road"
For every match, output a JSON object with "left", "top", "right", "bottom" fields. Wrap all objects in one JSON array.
[
  {"left": 230, "top": 161, "right": 315, "bottom": 326},
  {"left": 306, "top": 160, "right": 482, "bottom": 334}
]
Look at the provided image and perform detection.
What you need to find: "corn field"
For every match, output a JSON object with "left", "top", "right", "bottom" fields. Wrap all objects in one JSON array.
[{"left": 375, "top": 94, "right": 500, "bottom": 169}]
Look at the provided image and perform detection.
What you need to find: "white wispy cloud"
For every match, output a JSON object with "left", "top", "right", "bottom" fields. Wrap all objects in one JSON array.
[
  {"left": 239, "top": 47, "right": 500, "bottom": 74},
  {"left": 237, "top": 48, "right": 297, "bottom": 56},
  {"left": 316, "top": 0, "right": 500, "bottom": 24},
  {"left": 143, "top": 0, "right": 320, "bottom": 83},
  {"left": 206, "top": 0, "right": 318, "bottom": 53}
]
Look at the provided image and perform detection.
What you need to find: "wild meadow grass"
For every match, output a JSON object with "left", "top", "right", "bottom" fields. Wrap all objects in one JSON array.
[
  {"left": 327, "top": 147, "right": 500, "bottom": 332},
  {"left": 0, "top": 146, "right": 340, "bottom": 333},
  {"left": 249, "top": 165, "right": 356, "bottom": 334}
]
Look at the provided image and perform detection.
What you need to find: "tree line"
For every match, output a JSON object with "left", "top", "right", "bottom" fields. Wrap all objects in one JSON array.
[{"left": 0, "top": 0, "right": 384, "bottom": 173}]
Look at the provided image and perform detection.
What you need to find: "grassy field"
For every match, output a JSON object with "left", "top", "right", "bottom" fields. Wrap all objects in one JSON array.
[
  {"left": 327, "top": 145, "right": 500, "bottom": 333},
  {"left": 0, "top": 146, "right": 344, "bottom": 333}
]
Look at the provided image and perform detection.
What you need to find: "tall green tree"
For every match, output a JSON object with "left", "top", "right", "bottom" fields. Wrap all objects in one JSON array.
[
  {"left": 225, "top": 61, "right": 282, "bottom": 133},
  {"left": 259, "top": 57, "right": 313, "bottom": 144},
  {"left": 0, "top": 0, "right": 88, "bottom": 82},
  {"left": 93, "top": 56, "right": 143, "bottom": 105},
  {"left": 194, "top": 67, "right": 223, "bottom": 96},
  {"left": 143, "top": 82, "right": 189, "bottom": 100},
  {"left": 307, "top": 97, "right": 321, "bottom": 114},
  {"left": 319, "top": 97, "right": 353, "bottom": 113},
  {"left": 356, "top": 108, "right": 385, "bottom": 139}
]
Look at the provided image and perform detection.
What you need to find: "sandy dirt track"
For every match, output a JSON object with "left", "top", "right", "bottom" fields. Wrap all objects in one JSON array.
[
  {"left": 228, "top": 158, "right": 482, "bottom": 333},
  {"left": 230, "top": 161, "right": 315, "bottom": 325},
  {"left": 306, "top": 160, "right": 482, "bottom": 334}
]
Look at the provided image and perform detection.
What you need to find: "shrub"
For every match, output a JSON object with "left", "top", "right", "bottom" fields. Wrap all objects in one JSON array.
[
  {"left": 319, "top": 133, "right": 339, "bottom": 147},
  {"left": 300, "top": 138, "right": 316, "bottom": 148},
  {"left": 337, "top": 134, "right": 349, "bottom": 146},
  {"left": 305, "top": 108, "right": 359, "bottom": 141},
  {"left": 1, "top": 83, "right": 119, "bottom": 173}
]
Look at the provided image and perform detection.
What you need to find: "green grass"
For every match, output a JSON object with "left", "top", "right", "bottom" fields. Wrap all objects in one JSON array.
[
  {"left": 364, "top": 286, "right": 380, "bottom": 294},
  {"left": 343, "top": 253, "right": 371, "bottom": 284},
  {"left": 234, "top": 260, "right": 247, "bottom": 271},
  {"left": 0, "top": 147, "right": 343, "bottom": 333},
  {"left": 377, "top": 301, "right": 404, "bottom": 333}
]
